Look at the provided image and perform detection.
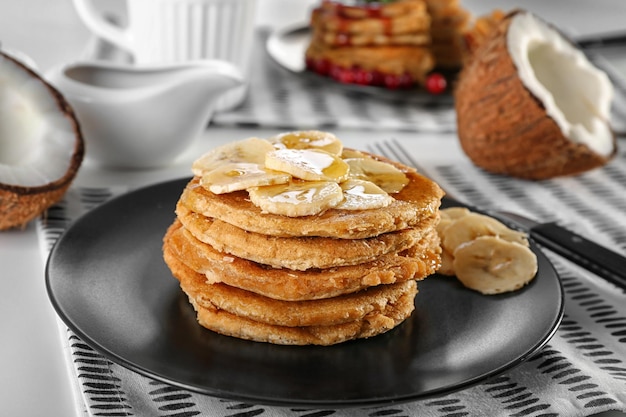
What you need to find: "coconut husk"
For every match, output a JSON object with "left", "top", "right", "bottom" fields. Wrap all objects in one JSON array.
[
  {"left": 0, "top": 51, "right": 84, "bottom": 230},
  {"left": 454, "top": 10, "right": 616, "bottom": 180}
]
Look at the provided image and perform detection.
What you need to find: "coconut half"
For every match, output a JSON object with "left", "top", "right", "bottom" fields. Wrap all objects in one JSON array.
[
  {"left": 0, "top": 51, "right": 84, "bottom": 230},
  {"left": 455, "top": 10, "right": 616, "bottom": 180}
]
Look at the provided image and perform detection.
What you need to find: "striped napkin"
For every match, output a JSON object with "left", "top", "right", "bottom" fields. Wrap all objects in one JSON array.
[{"left": 37, "top": 140, "right": 626, "bottom": 417}]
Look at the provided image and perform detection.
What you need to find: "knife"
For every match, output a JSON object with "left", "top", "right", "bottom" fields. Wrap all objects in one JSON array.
[
  {"left": 373, "top": 141, "right": 626, "bottom": 290},
  {"left": 494, "top": 210, "right": 626, "bottom": 291},
  {"left": 576, "top": 31, "right": 626, "bottom": 50}
]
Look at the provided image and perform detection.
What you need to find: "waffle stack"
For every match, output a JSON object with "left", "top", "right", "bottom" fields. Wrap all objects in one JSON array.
[
  {"left": 162, "top": 133, "right": 444, "bottom": 346},
  {"left": 305, "top": 0, "right": 436, "bottom": 88}
]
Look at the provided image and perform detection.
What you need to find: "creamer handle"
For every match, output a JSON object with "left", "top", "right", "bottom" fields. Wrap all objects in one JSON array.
[{"left": 72, "top": 0, "right": 133, "bottom": 53}]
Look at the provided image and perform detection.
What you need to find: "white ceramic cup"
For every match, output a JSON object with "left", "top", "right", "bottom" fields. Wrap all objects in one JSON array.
[{"left": 72, "top": 0, "right": 257, "bottom": 110}]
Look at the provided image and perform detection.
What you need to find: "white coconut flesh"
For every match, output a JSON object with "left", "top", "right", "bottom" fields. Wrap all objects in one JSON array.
[
  {"left": 507, "top": 12, "right": 614, "bottom": 157},
  {"left": 0, "top": 54, "right": 77, "bottom": 187}
]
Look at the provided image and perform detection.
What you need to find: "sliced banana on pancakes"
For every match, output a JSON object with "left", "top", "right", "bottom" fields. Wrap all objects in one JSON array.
[
  {"left": 346, "top": 157, "right": 410, "bottom": 194},
  {"left": 199, "top": 163, "right": 290, "bottom": 194},
  {"left": 249, "top": 180, "right": 344, "bottom": 217},
  {"left": 336, "top": 179, "right": 394, "bottom": 210},
  {"left": 194, "top": 132, "right": 410, "bottom": 217},
  {"left": 270, "top": 130, "right": 343, "bottom": 155},
  {"left": 265, "top": 148, "right": 350, "bottom": 182},
  {"left": 192, "top": 137, "right": 274, "bottom": 176},
  {"left": 437, "top": 207, "right": 537, "bottom": 295}
]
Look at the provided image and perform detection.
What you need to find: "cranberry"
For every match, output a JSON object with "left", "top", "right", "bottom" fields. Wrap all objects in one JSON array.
[
  {"left": 353, "top": 68, "right": 374, "bottom": 85},
  {"left": 425, "top": 72, "right": 447, "bottom": 95},
  {"left": 314, "top": 58, "right": 331, "bottom": 76},
  {"left": 336, "top": 67, "right": 355, "bottom": 84},
  {"left": 307, "top": 57, "right": 330, "bottom": 76},
  {"left": 371, "top": 70, "right": 385, "bottom": 86},
  {"left": 383, "top": 74, "right": 402, "bottom": 89},
  {"left": 329, "top": 64, "right": 343, "bottom": 80},
  {"left": 329, "top": 65, "right": 355, "bottom": 84}
]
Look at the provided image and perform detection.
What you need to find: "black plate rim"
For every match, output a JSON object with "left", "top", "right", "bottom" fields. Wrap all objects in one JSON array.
[{"left": 45, "top": 177, "right": 564, "bottom": 408}]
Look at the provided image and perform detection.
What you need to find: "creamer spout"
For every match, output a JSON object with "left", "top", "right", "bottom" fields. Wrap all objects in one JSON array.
[{"left": 45, "top": 59, "right": 246, "bottom": 169}]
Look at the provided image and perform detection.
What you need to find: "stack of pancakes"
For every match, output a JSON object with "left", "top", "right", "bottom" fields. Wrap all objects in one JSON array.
[
  {"left": 424, "top": 0, "right": 471, "bottom": 68},
  {"left": 162, "top": 151, "right": 444, "bottom": 346},
  {"left": 305, "top": 0, "right": 435, "bottom": 87}
]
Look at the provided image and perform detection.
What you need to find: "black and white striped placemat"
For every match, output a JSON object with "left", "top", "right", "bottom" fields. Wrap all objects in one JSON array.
[
  {"left": 37, "top": 141, "right": 626, "bottom": 417},
  {"left": 208, "top": 30, "right": 626, "bottom": 137},
  {"left": 83, "top": 28, "right": 626, "bottom": 136},
  {"left": 210, "top": 29, "right": 457, "bottom": 133}
]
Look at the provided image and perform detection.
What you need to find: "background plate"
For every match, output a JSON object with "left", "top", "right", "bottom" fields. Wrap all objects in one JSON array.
[
  {"left": 266, "top": 23, "right": 455, "bottom": 105},
  {"left": 46, "top": 178, "right": 563, "bottom": 408}
]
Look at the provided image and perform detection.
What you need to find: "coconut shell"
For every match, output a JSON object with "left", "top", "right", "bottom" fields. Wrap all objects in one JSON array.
[
  {"left": 0, "top": 52, "right": 84, "bottom": 230},
  {"left": 454, "top": 10, "right": 616, "bottom": 180}
]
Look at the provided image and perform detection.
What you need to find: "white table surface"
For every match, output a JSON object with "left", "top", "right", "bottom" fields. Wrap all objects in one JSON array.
[{"left": 1, "top": 1, "right": 625, "bottom": 416}]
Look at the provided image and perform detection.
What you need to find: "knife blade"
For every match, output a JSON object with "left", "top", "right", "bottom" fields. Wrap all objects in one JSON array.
[{"left": 494, "top": 210, "right": 626, "bottom": 291}]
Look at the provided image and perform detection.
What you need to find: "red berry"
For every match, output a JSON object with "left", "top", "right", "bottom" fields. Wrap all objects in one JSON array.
[
  {"left": 383, "top": 74, "right": 402, "bottom": 89},
  {"left": 337, "top": 67, "right": 355, "bottom": 84},
  {"left": 371, "top": 70, "right": 385, "bottom": 86},
  {"left": 425, "top": 72, "right": 447, "bottom": 95},
  {"left": 329, "top": 65, "right": 355, "bottom": 84},
  {"left": 329, "top": 64, "right": 343, "bottom": 80},
  {"left": 353, "top": 67, "right": 373, "bottom": 85},
  {"left": 314, "top": 58, "right": 330, "bottom": 76}
]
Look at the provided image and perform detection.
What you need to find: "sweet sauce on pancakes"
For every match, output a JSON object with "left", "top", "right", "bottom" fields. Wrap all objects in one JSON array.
[{"left": 162, "top": 132, "right": 444, "bottom": 345}]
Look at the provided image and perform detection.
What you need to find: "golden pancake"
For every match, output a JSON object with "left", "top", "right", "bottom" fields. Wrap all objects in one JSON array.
[
  {"left": 177, "top": 203, "right": 434, "bottom": 271},
  {"left": 162, "top": 135, "right": 444, "bottom": 345},
  {"left": 312, "top": 30, "right": 430, "bottom": 47},
  {"left": 179, "top": 154, "right": 444, "bottom": 239},
  {"left": 305, "top": 42, "right": 435, "bottom": 82},
  {"left": 318, "top": 0, "right": 427, "bottom": 20},
  {"left": 166, "top": 247, "right": 418, "bottom": 327},
  {"left": 163, "top": 221, "right": 440, "bottom": 301},
  {"left": 189, "top": 294, "right": 415, "bottom": 346},
  {"left": 311, "top": 7, "right": 431, "bottom": 36}
]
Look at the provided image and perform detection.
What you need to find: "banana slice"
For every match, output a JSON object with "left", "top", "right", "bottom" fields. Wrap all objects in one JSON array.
[
  {"left": 199, "top": 163, "right": 291, "bottom": 194},
  {"left": 441, "top": 212, "right": 528, "bottom": 254},
  {"left": 437, "top": 206, "right": 471, "bottom": 244},
  {"left": 345, "top": 157, "right": 409, "bottom": 193},
  {"left": 248, "top": 180, "right": 343, "bottom": 217},
  {"left": 438, "top": 248, "right": 456, "bottom": 276},
  {"left": 271, "top": 130, "right": 343, "bottom": 155},
  {"left": 453, "top": 236, "right": 538, "bottom": 295},
  {"left": 341, "top": 149, "right": 369, "bottom": 159},
  {"left": 441, "top": 207, "right": 471, "bottom": 221},
  {"left": 265, "top": 148, "right": 349, "bottom": 182},
  {"left": 192, "top": 137, "right": 274, "bottom": 176},
  {"left": 336, "top": 179, "right": 394, "bottom": 210}
]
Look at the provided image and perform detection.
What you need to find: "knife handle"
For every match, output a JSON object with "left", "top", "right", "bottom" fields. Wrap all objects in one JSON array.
[{"left": 531, "top": 222, "right": 626, "bottom": 290}]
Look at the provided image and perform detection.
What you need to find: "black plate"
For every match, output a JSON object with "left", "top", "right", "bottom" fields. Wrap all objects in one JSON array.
[
  {"left": 266, "top": 24, "right": 455, "bottom": 105},
  {"left": 46, "top": 178, "right": 563, "bottom": 408}
]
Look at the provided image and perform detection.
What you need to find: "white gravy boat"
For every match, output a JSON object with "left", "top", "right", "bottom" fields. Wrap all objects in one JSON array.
[{"left": 47, "top": 60, "right": 244, "bottom": 169}]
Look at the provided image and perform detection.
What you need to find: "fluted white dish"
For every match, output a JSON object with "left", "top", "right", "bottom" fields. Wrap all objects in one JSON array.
[{"left": 72, "top": 0, "right": 257, "bottom": 110}]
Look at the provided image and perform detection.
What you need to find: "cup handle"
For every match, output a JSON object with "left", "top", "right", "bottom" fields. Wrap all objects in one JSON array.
[{"left": 72, "top": 0, "right": 133, "bottom": 53}]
